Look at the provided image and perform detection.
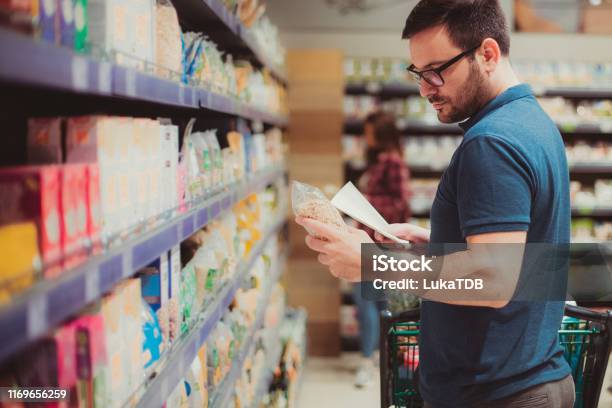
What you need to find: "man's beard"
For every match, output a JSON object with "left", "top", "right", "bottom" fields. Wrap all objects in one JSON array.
[{"left": 432, "top": 62, "right": 491, "bottom": 124}]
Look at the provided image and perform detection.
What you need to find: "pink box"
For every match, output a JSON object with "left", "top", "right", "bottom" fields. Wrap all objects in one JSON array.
[
  {"left": 85, "top": 164, "right": 102, "bottom": 253},
  {"left": 0, "top": 166, "right": 62, "bottom": 277},
  {"left": 60, "top": 164, "right": 87, "bottom": 269},
  {"left": 74, "top": 313, "right": 107, "bottom": 408}
]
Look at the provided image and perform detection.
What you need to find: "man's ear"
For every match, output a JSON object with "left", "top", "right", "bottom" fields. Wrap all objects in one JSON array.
[{"left": 480, "top": 38, "right": 502, "bottom": 74}]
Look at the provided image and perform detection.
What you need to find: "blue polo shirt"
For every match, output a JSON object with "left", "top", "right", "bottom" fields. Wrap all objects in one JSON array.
[{"left": 420, "top": 84, "right": 571, "bottom": 407}]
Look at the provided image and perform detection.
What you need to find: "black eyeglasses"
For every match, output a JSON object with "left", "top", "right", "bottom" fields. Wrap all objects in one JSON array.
[{"left": 407, "top": 45, "right": 480, "bottom": 87}]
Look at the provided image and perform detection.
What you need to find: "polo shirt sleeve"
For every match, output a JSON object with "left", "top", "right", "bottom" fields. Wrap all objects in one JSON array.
[{"left": 456, "top": 135, "right": 533, "bottom": 238}]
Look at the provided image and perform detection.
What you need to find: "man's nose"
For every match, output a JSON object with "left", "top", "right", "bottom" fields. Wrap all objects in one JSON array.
[{"left": 419, "top": 81, "right": 437, "bottom": 98}]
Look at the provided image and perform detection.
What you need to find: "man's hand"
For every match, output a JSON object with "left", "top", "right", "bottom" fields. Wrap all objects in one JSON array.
[
  {"left": 295, "top": 216, "right": 373, "bottom": 282},
  {"left": 375, "top": 223, "right": 431, "bottom": 243}
]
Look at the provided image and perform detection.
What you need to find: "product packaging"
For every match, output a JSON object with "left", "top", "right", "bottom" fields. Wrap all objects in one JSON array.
[
  {"left": 66, "top": 116, "right": 119, "bottom": 239},
  {"left": 128, "top": 0, "right": 155, "bottom": 69},
  {"left": 0, "top": 166, "right": 62, "bottom": 277},
  {"left": 291, "top": 180, "right": 347, "bottom": 240},
  {"left": 61, "top": 164, "right": 87, "bottom": 269},
  {"left": 0, "top": 222, "right": 39, "bottom": 305},
  {"left": 85, "top": 163, "right": 101, "bottom": 252},
  {"left": 74, "top": 313, "right": 108, "bottom": 408},
  {"left": 39, "top": 0, "right": 58, "bottom": 43},
  {"left": 160, "top": 124, "right": 179, "bottom": 215},
  {"left": 139, "top": 253, "right": 169, "bottom": 349},
  {"left": 74, "top": 0, "right": 87, "bottom": 52},
  {"left": 141, "top": 299, "right": 163, "bottom": 371},
  {"left": 86, "top": 0, "right": 142, "bottom": 68},
  {"left": 0, "top": 0, "right": 39, "bottom": 33},
  {"left": 185, "top": 351, "right": 207, "bottom": 408},
  {"left": 168, "top": 245, "right": 181, "bottom": 342},
  {"left": 58, "top": 0, "right": 75, "bottom": 47},
  {"left": 99, "top": 279, "right": 143, "bottom": 407},
  {"left": 227, "top": 131, "right": 245, "bottom": 180},
  {"left": 27, "top": 117, "right": 63, "bottom": 164},
  {"left": 204, "top": 130, "right": 222, "bottom": 189},
  {"left": 155, "top": 1, "right": 182, "bottom": 78},
  {"left": 179, "top": 262, "right": 197, "bottom": 334}
]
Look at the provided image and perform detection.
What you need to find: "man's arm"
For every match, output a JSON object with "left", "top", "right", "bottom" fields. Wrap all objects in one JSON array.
[{"left": 419, "top": 230, "right": 526, "bottom": 308}]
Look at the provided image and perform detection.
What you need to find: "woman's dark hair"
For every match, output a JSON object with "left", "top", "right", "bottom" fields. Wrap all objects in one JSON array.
[
  {"left": 366, "top": 112, "right": 402, "bottom": 166},
  {"left": 402, "top": 0, "right": 510, "bottom": 56},
  {"left": 373, "top": 113, "right": 402, "bottom": 153}
]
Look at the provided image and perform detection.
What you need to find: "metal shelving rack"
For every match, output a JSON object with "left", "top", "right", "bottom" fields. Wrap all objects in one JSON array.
[
  {"left": 0, "top": 167, "right": 284, "bottom": 364},
  {"left": 0, "top": 27, "right": 287, "bottom": 127},
  {"left": 0, "top": 1, "right": 291, "bottom": 406}
]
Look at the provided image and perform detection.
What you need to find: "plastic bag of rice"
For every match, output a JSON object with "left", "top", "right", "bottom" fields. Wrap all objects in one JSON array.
[{"left": 292, "top": 181, "right": 347, "bottom": 239}]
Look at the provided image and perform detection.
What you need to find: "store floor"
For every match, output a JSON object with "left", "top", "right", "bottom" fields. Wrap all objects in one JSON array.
[{"left": 297, "top": 353, "right": 612, "bottom": 408}]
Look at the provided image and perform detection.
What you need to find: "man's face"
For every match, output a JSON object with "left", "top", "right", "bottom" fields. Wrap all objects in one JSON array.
[{"left": 409, "top": 25, "right": 489, "bottom": 123}]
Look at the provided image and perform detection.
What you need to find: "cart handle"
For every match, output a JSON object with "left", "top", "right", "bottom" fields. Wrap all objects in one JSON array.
[
  {"left": 381, "top": 305, "right": 610, "bottom": 331},
  {"left": 564, "top": 304, "right": 611, "bottom": 331}
]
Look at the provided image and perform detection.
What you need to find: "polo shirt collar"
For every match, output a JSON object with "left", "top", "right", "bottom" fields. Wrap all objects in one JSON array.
[{"left": 459, "top": 83, "right": 533, "bottom": 131}]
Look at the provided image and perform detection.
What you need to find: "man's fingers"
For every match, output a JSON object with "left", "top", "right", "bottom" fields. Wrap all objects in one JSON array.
[
  {"left": 318, "top": 254, "right": 331, "bottom": 265},
  {"left": 305, "top": 235, "right": 331, "bottom": 254},
  {"left": 300, "top": 218, "right": 344, "bottom": 242}
]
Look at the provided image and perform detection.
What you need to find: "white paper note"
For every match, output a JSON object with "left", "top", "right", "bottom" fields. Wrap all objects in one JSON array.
[{"left": 331, "top": 182, "right": 410, "bottom": 245}]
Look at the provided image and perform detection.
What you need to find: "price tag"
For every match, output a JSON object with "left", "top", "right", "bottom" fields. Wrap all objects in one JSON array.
[
  {"left": 98, "top": 62, "right": 112, "bottom": 93},
  {"left": 178, "top": 85, "right": 185, "bottom": 105},
  {"left": 365, "top": 81, "right": 381, "bottom": 94},
  {"left": 27, "top": 295, "right": 47, "bottom": 338},
  {"left": 85, "top": 268, "right": 99, "bottom": 303},
  {"left": 71, "top": 56, "right": 88, "bottom": 90},
  {"left": 125, "top": 69, "right": 137, "bottom": 97},
  {"left": 532, "top": 85, "right": 545, "bottom": 96}
]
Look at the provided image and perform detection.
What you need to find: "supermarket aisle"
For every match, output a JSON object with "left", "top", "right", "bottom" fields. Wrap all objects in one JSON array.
[
  {"left": 297, "top": 354, "right": 379, "bottom": 408},
  {"left": 601, "top": 355, "right": 612, "bottom": 407}
]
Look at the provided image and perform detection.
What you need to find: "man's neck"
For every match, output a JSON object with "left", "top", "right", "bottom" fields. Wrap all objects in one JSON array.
[{"left": 490, "top": 62, "right": 521, "bottom": 99}]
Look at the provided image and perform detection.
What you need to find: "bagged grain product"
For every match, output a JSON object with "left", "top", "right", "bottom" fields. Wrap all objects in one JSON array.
[
  {"left": 155, "top": 1, "right": 182, "bottom": 79},
  {"left": 291, "top": 181, "right": 347, "bottom": 239}
]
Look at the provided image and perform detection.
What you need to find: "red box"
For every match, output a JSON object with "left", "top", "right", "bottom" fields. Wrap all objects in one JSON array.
[
  {"left": 85, "top": 164, "right": 102, "bottom": 253},
  {"left": 0, "top": 166, "right": 62, "bottom": 276},
  {"left": 60, "top": 164, "right": 87, "bottom": 269}
]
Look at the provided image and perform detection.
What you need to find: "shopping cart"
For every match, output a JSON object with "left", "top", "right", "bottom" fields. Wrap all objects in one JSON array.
[{"left": 379, "top": 305, "right": 612, "bottom": 408}]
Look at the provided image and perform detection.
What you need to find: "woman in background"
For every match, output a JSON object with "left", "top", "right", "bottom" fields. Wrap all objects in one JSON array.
[{"left": 353, "top": 111, "right": 412, "bottom": 388}]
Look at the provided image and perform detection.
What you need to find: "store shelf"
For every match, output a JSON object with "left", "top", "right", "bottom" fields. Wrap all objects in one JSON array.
[
  {"left": 411, "top": 209, "right": 431, "bottom": 217},
  {"left": 170, "top": 0, "right": 287, "bottom": 85},
  {"left": 572, "top": 207, "right": 612, "bottom": 218},
  {"left": 207, "top": 253, "right": 287, "bottom": 408},
  {"left": 135, "top": 222, "right": 287, "bottom": 408},
  {"left": 406, "top": 164, "right": 612, "bottom": 177},
  {"left": 344, "top": 118, "right": 462, "bottom": 135},
  {"left": 0, "top": 27, "right": 288, "bottom": 127},
  {"left": 570, "top": 164, "right": 612, "bottom": 175},
  {"left": 0, "top": 167, "right": 285, "bottom": 365},
  {"left": 345, "top": 118, "right": 612, "bottom": 138},
  {"left": 345, "top": 82, "right": 612, "bottom": 100},
  {"left": 539, "top": 87, "right": 612, "bottom": 100},
  {"left": 345, "top": 82, "right": 420, "bottom": 98}
]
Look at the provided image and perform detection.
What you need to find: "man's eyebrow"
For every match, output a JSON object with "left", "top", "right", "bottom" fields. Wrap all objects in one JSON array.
[{"left": 415, "top": 59, "right": 447, "bottom": 70}]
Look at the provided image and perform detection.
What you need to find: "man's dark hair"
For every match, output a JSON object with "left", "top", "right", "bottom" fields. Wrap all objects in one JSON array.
[{"left": 402, "top": 0, "right": 510, "bottom": 56}]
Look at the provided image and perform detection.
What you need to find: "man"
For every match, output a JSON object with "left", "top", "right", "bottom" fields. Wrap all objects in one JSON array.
[{"left": 296, "top": 0, "right": 575, "bottom": 406}]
